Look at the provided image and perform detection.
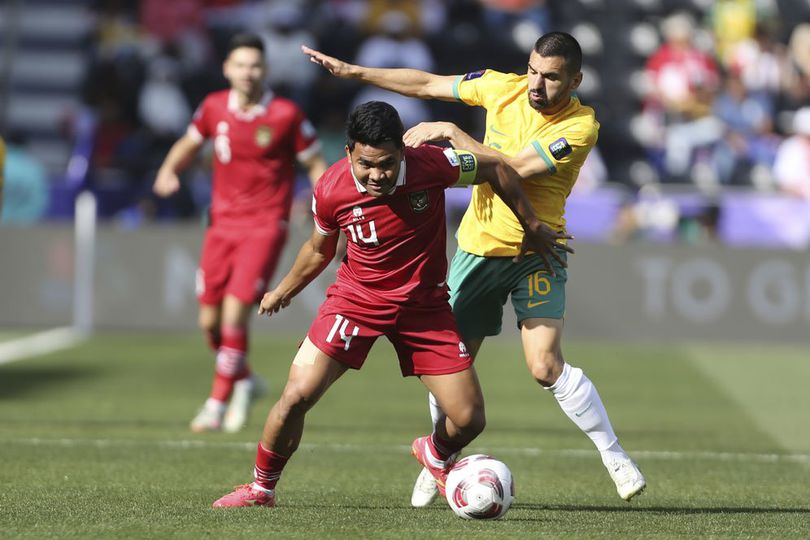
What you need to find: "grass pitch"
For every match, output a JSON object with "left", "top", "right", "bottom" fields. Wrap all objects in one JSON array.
[{"left": 1, "top": 332, "right": 809, "bottom": 538}]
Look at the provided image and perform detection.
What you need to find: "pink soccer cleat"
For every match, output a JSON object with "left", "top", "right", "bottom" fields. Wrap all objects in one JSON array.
[
  {"left": 212, "top": 483, "right": 276, "bottom": 508},
  {"left": 410, "top": 436, "right": 456, "bottom": 498}
]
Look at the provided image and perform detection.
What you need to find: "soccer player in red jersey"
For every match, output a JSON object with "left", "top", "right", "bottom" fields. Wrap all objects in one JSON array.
[
  {"left": 212, "top": 101, "right": 568, "bottom": 507},
  {"left": 153, "top": 34, "right": 328, "bottom": 433}
]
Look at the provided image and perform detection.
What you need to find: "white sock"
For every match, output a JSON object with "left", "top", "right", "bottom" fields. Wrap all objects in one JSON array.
[
  {"left": 546, "top": 363, "right": 620, "bottom": 452},
  {"left": 205, "top": 398, "right": 227, "bottom": 413},
  {"left": 250, "top": 482, "right": 274, "bottom": 495},
  {"left": 428, "top": 392, "right": 446, "bottom": 432}
]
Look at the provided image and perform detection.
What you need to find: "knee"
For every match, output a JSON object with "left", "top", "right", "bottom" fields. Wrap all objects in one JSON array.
[
  {"left": 529, "top": 350, "right": 563, "bottom": 387},
  {"left": 198, "top": 313, "right": 218, "bottom": 335},
  {"left": 451, "top": 402, "right": 486, "bottom": 437},
  {"left": 277, "top": 382, "right": 316, "bottom": 419}
]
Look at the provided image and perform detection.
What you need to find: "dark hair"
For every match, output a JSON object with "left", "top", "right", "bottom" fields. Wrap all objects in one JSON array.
[
  {"left": 227, "top": 33, "right": 265, "bottom": 56},
  {"left": 345, "top": 101, "right": 404, "bottom": 151},
  {"left": 533, "top": 32, "right": 582, "bottom": 74}
]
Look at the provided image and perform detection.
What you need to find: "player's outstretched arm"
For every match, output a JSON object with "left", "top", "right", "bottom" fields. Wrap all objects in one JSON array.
[
  {"left": 258, "top": 228, "right": 338, "bottom": 317},
  {"left": 301, "top": 45, "right": 457, "bottom": 101},
  {"left": 153, "top": 134, "right": 203, "bottom": 197},
  {"left": 405, "top": 122, "right": 556, "bottom": 178}
]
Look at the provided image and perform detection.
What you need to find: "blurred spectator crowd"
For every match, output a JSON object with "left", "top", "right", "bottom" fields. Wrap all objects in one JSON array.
[{"left": 1, "top": 0, "right": 809, "bottom": 247}]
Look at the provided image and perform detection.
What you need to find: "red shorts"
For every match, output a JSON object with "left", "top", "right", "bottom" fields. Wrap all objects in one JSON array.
[
  {"left": 307, "top": 293, "right": 472, "bottom": 377},
  {"left": 197, "top": 224, "right": 288, "bottom": 305}
]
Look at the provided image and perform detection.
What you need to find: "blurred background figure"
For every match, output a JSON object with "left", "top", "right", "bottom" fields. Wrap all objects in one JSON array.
[
  {"left": 641, "top": 11, "right": 722, "bottom": 185},
  {"left": 0, "top": 136, "right": 4, "bottom": 218},
  {"left": 0, "top": 132, "right": 49, "bottom": 225},
  {"left": 711, "top": 69, "right": 779, "bottom": 187},
  {"left": 351, "top": 9, "right": 435, "bottom": 128},
  {"left": 773, "top": 107, "right": 810, "bottom": 200},
  {"left": 251, "top": 2, "right": 320, "bottom": 114}
]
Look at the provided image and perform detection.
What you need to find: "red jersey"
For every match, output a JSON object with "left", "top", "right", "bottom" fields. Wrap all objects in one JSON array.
[
  {"left": 312, "top": 145, "right": 477, "bottom": 304},
  {"left": 189, "top": 89, "right": 320, "bottom": 228}
]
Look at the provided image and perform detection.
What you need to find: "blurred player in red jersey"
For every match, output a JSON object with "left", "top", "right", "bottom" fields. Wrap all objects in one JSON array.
[
  {"left": 212, "top": 101, "right": 569, "bottom": 507},
  {"left": 153, "top": 34, "right": 328, "bottom": 433}
]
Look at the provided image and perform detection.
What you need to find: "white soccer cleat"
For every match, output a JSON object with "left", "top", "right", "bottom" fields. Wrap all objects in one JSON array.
[
  {"left": 410, "top": 467, "right": 439, "bottom": 507},
  {"left": 223, "top": 375, "right": 267, "bottom": 433},
  {"left": 604, "top": 454, "right": 646, "bottom": 501},
  {"left": 190, "top": 403, "right": 224, "bottom": 432}
]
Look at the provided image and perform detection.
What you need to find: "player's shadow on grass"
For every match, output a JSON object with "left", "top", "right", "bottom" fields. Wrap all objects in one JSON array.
[
  {"left": 511, "top": 503, "right": 810, "bottom": 514},
  {"left": 0, "top": 365, "right": 101, "bottom": 399}
]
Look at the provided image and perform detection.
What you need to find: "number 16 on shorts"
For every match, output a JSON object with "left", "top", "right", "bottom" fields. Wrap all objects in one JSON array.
[{"left": 326, "top": 314, "right": 359, "bottom": 351}]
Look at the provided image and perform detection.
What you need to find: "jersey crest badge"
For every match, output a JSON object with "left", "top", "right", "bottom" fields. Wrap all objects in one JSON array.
[
  {"left": 549, "top": 138, "right": 572, "bottom": 160},
  {"left": 255, "top": 125, "right": 273, "bottom": 147},
  {"left": 464, "top": 70, "right": 486, "bottom": 81},
  {"left": 409, "top": 190, "right": 429, "bottom": 213}
]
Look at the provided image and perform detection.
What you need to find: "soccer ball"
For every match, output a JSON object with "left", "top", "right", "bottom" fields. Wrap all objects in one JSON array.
[{"left": 445, "top": 454, "right": 514, "bottom": 519}]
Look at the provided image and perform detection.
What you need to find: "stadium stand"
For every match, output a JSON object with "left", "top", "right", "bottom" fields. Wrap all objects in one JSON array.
[{"left": 1, "top": 0, "right": 809, "bottom": 246}]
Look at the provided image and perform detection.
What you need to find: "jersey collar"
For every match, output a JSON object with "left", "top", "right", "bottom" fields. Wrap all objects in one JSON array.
[
  {"left": 227, "top": 89, "right": 275, "bottom": 120},
  {"left": 351, "top": 159, "right": 407, "bottom": 194}
]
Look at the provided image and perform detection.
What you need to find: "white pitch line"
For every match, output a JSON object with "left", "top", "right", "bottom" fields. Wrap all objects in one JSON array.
[
  {"left": 3, "top": 437, "right": 809, "bottom": 465},
  {"left": 0, "top": 327, "right": 86, "bottom": 366}
]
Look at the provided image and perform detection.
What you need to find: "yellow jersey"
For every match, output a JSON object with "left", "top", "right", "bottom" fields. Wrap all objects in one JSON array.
[{"left": 452, "top": 69, "right": 599, "bottom": 257}]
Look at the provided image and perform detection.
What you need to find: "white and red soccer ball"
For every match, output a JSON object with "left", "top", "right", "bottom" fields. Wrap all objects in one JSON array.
[{"left": 445, "top": 454, "right": 515, "bottom": 519}]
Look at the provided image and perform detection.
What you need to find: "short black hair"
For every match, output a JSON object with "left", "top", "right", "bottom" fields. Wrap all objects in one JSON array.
[
  {"left": 533, "top": 32, "right": 582, "bottom": 74},
  {"left": 227, "top": 33, "right": 265, "bottom": 56},
  {"left": 346, "top": 101, "right": 404, "bottom": 151}
]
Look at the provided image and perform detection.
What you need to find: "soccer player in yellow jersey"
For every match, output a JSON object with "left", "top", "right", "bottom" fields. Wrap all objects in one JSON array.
[{"left": 303, "top": 32, "right": 646, "bottom": 504}]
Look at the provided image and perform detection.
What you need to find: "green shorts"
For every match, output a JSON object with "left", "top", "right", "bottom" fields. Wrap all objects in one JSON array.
[{"left": 448, "top": 248, "right": 567, "bottom": 340}]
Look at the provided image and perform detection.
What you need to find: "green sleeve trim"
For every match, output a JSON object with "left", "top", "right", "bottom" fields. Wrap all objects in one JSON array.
[
  {"left": 453, "top": 150, "right": 478, "bottom": 186},
  {"left": 531, "top": 140, "right": 557, "bottom": 174},
  {"left": 452, "top": 75, "right": 464, "bottom": 102}
]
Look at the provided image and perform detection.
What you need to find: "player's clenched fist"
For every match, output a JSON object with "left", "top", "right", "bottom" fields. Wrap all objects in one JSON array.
[
  {"left": 153, "top": 169, "right": 181, "bottom": 197},
  {"left": 258, "top": 290, "right": 290, "bottom": 317}
]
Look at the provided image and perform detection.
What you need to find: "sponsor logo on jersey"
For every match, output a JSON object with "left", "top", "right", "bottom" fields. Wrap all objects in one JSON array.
[
  {"left": 409, "top": 190, "right": 429, "bottom": 213},
  {"left": 458, "top": 341, "right": 469, "bottom": 357},
  {"left": 463, "top": 70, "right": 486, "bottom": 81},
  {"left": 549, "top": 137, "right": 572, "bottom": 160},
  {"left": 459, "top": 153, "right": 476, "bottom": 172},
  {"left": 352, "top": 206, "right": 364, "bottom": 220},
  {"left": 255, "top": 125, "right": 272, "bottom": 147}
]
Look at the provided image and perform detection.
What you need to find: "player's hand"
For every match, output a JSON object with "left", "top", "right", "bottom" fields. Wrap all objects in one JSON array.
[
  {"left": 301, "top": 45, "right": 352, "bottom": 78},
  {"left": 153, "top": 169, "right": 181, "bottom": 197},
  {"left": 514, "top": 222, "right": 574, "bottom": 276},
  {"left": 403, "top": 122, "right": 456, "bottom": 147},
  {"left": 258, "top": 290, "right": 291, "bottom": 317}
]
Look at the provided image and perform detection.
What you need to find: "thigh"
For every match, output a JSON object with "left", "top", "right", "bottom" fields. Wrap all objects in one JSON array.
[
  {"left": 227, "top": 225, "right": 288, "bottom": 304},
  {"left": 391, "top": 302, "right": 473, "bottom": 377},
  {"left": 284, "top": 337, "right": 350, "bottom": 404},
  {"left": 306, "top": 294, "right": 387, "bottom": 370},
  {"left": 197, "top": 229, "right": 235, "bottom": 305},
  {"left": 448, "top": 249, "right": 508, "bottom": 341},
  {"left": 221, "top": 294, "right": 254, "bottom": 327},
  {"left": 510, "top": 250, "right": 567, "bottom": 324},
  {"left": 520, "top": 317, "right": 564, "bottom": 357}
]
